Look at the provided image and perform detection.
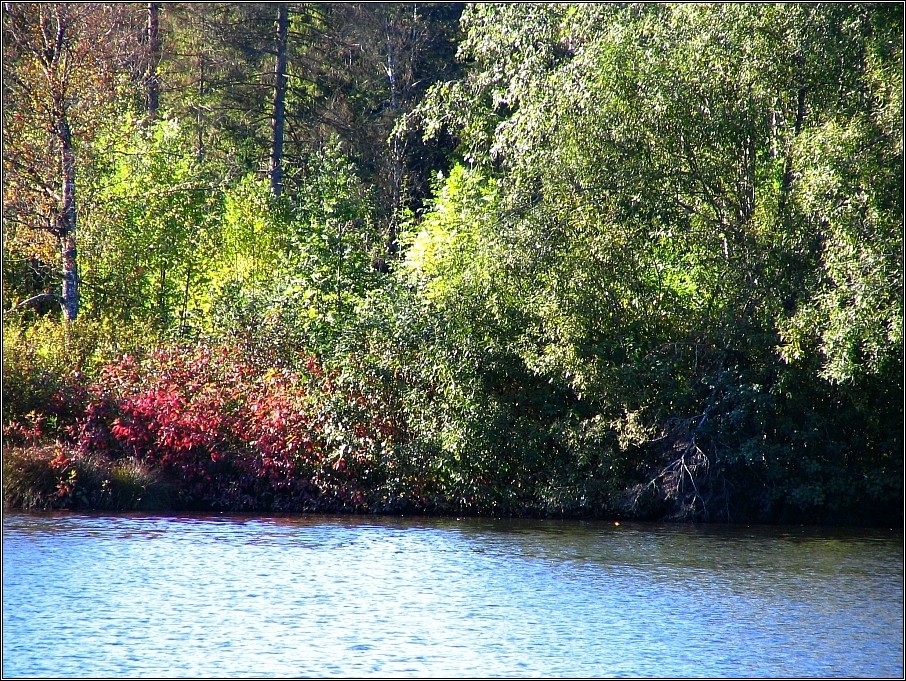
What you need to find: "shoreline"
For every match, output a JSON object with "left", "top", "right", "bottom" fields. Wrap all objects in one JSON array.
[{"left": 4, "top": 444, "right": 900, "bottom": 530}]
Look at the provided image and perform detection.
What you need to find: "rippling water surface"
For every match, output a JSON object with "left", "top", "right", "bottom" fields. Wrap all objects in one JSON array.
[{"left": 3, "top": 513, "right": 903, "bottom": 677}]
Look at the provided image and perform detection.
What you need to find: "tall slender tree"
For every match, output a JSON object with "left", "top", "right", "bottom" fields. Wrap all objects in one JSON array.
[
  {"left": 269, "top": 2, "right": 289, "bottom": 197},
  {"left": 3, "top": 3, "right": 145, "bottom": 321},
  {"left": 144, "top": 2, "right": 162, "bottom": 122}
]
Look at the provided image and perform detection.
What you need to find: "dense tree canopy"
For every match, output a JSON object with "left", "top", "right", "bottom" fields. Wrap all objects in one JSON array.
[{"left": 3, "top": 2, "right": 902, "bottom": 524}]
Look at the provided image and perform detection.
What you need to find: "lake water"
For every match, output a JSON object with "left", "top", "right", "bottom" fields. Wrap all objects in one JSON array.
[{"left": 2, "top": 513, "right": 903, "bottom": 678}]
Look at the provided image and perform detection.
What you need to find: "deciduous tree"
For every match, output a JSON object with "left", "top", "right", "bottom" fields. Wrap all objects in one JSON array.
[{"left": 3, "top": 2, "right": 143, "bottom": 321}]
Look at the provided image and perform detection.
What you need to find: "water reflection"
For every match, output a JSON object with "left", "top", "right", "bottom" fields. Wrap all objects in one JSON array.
[{"left": 3, "top": 513, "right": 903, "bottom": 678}]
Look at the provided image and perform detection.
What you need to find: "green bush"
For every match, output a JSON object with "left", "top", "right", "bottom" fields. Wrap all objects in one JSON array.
[{"left": 2, "top": 316, "right": 152, "bottom": 440}]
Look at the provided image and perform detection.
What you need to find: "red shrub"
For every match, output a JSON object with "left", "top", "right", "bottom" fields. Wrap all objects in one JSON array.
[{"left": 74, "top": 344, "right": 402, "bottom": 512}]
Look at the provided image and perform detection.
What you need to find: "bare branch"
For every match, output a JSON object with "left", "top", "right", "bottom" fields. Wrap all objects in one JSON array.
[{"left": 7, "top": 292, "right": 64, "bottom": 313}]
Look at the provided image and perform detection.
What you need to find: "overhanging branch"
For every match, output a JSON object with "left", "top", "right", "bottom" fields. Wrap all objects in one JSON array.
[{"left": 7, "top": 292, "right": 64, "bottom": 313}]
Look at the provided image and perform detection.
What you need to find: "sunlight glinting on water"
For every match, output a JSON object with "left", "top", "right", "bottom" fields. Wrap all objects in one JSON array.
[{"left": 3, "top": 514, "right": 903, "bottom": 678}]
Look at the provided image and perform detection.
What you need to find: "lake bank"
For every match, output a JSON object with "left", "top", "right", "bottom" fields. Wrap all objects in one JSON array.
[{"left": 4, "top": 443, "right": 901, "bottom": 527}]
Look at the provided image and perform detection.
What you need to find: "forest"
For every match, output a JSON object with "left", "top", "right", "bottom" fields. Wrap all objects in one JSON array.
[{"left": 2, "top": 2, "right": 902, "bottom": 525}]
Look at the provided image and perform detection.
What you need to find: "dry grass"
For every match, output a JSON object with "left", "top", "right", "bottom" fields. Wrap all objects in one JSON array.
[{"left": 3, "top": 445, "right": 174, "bottom": 512}]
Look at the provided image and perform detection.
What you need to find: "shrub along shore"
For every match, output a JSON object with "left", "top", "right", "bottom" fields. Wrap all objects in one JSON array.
[{"left": 3, "top": 336, "right": 900, "bottom": 526}]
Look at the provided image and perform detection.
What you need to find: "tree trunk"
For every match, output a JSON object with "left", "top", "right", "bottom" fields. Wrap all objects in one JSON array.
[
  {"left": 58, "top": 114, "right": 79, "bottom": 322},
  {"left": 269, "top": 2, "right": 289, "bottom": 198},
  {"left": 776, "top": 84, "right": 807, "bottom": 223},
  {"left": 381, "top": 10, "right": 404, "bottom": 267},
  {"left": 145, "top": 2, "right": 161, "bottom": 122}
]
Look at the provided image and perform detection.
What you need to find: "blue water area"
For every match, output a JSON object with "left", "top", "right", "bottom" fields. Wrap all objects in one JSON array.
[{"left": 3, "top": 513, "right": 903, "bottom": 677}]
